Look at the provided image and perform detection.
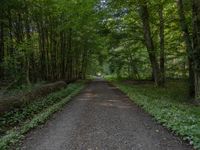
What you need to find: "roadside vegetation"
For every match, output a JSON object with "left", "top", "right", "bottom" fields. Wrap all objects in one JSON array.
[
  {"left": 0, "top": 82, "right": 85, "bottom": 149},
  {"left": 107, "top": 77, "right": 200, "bottom": 149},
  {"left": 0, "top": 0, "right": 200, "bottom": 149}
]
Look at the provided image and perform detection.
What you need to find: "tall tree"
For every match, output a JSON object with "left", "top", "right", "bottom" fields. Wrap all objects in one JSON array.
[
  {"left": 177, "top": 0, "right": 195, "bottom": 97},
  {"left": 192, "top": 0, "right": 200, "bottom": 101},
  {"left": 0, "top": 10, "right": 4, "bottom": 80},
  {"left": 159, "top": 2, "right": 165, "bottom": 86},
  {"left": 139, "top": 0, "right": 161, "bottom": 86}
]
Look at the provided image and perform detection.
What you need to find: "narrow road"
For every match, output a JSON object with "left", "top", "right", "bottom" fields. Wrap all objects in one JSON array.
[{"left": 21, "top": 80, "right": 192, "bottom": 150}]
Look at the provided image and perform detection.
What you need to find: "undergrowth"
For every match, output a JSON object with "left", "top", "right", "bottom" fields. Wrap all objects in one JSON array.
[
  {"left": 0, "top": 82, "right": 85, "bottom": 149},
  {"left": 110, "top": 79, "right": 200, "bottom": 150}
]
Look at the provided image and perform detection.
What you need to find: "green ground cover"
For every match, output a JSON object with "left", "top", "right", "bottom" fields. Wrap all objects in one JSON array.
[
  {"left": 109, "top": 78, "right": 200, "bottom": 149},
  {"left": 0, "top": 82, "right": 85, "bottom": 149}
]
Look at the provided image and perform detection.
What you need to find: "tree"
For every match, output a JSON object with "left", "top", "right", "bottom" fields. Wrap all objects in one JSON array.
[
  {"left": 139, "top": 0, "right": 161, "bottom": 86},
  {"left": 0, "top": 0, "right": 103, "bottom": 85},
  {"left": 159, "top": 2, "right": 165, "bottom": 86},
  {"left": 0, "top": 9, "right": 4, "bottom": 80},
  {"left": 192, "top": 0, "right": 200, "bottom": 101},
  {"left": 177, "top": 0, "right": 195, "bottom": 97}
]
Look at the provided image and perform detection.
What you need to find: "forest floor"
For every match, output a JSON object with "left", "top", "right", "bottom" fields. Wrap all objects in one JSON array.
[{"left": 19, "top": 79, "right": 193, "bottom": 150}]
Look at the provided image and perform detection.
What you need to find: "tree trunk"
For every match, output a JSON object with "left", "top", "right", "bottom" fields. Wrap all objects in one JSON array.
[
  {"left": 37, "top": 22, "right": 46, "bottom": 80},
  {"left": 159, "top": 4, "right": 165, "bottom": 86},
  {"left": 0, "top": 16, "right": 4, "bottom": 80},
  {"left": 139, "top": 1, "right": 161, "bottom": 86},
  {"left": 8, "top": 11, "right": 14, "bottom": 56},
  {"left": 26, "top": 58, "right": 31, "bottom": 85},
  {"left": 195, "top": 73, "right": 200, "bottom": 101},
  {"left": 61, "top": 32, "right": 66, "bottom": 79},
  {"left": 25, "top": 14, "right": 31, "bottom": 84},
  {"left": 66, "top": 28, "right": 72, "bottom": 81},
  {"left": 81, "top": 42, "right": 88, "bottom": 80},
  {"left": 192, "top": 0, "right": 200, "bottom": 101},
  {"left": 177, "top": 0, "right": 195, "bottom": 98}
]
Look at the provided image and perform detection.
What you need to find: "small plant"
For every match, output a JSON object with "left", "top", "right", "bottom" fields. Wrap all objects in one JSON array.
[
  {"left": 0, "top": 82, "right": 85, "bottom": 149},
  {"left": 111, "top": 80, "right": 200, "bottom": 150}
]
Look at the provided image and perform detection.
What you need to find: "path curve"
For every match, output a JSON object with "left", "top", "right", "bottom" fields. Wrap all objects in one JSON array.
[{"left": 20, "top": 80, "right": 193, "bottom": 150}]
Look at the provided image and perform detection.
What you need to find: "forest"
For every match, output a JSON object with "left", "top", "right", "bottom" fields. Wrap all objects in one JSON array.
[{"left": 0, "top": 0, "right": 200, "bottom": 149}]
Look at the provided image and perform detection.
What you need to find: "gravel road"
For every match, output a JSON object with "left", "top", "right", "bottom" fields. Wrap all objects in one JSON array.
[{"left": 20, "top": 80, "right": 193, "bottom": 150}]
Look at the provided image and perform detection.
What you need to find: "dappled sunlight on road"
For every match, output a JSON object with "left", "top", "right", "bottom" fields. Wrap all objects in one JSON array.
[
  {"left": 98, "top": 101, "right": 132, "bottom": 109},
  {"left": 78, "top": 91, "right": 97, "bottom": 101}
]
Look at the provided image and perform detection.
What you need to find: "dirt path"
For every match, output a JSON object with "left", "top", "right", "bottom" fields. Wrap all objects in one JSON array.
[{"left": 20, "top": 80, "right": 193, "bottom": 150}]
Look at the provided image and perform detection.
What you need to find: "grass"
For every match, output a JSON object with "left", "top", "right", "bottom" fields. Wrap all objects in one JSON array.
[
  {"left": 109, "top": 79, "right": 200, "bottom": 149},
  {"left": 0, "top": 82, "right": 85, "bottom": 149}
]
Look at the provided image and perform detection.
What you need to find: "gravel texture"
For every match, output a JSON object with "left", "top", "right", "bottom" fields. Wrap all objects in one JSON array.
[{"left": 20, "top": 80, "right": 193, "bottom": 150}]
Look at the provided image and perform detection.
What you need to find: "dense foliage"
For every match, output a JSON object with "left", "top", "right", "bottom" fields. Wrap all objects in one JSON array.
[
  {"left": 0, "top": 0, "right": 105, "bottom": 84},
  {"left": 101, "top": 0, "right": 187, "bottom": 78},
  {"left": 98, "top": 0, "right": 200, "bottom": 100},
  {"left": 0, "top": 0, "right": 200, "bottom": 100}
]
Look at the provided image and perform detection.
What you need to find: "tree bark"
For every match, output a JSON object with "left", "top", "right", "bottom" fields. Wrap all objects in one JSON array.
[
  {"left": 66, "top": 28, "right": 72, "bottom": 81},
  {"left": 37, "top": 22, "right": 47, "bottom": 80},
  {"left": 8, "top": 11, "right": 14, "bottom": 56},
  {"left": 81, "top": 40, "right": 88, "bottom": 80},
  {"left": 159, "top": 4, "right": 165, "bottom": 86},
  {"left": 0, "top": 15, "right": 4, "bottom": 80},
  {"left": 177, "top": 0, "right": 195, "bottom": 97},
  {"left": 60, "top": 32, "right": 66, "bottom": 79},
  {"left": 139, "top": 0, "right": 161, "bottom": 86},
  {"left": 25, "top": 13, "right": 31, "bottom": 85},
  {"left": 192, "top": 0, "right": 200, "bottom": 101}
]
